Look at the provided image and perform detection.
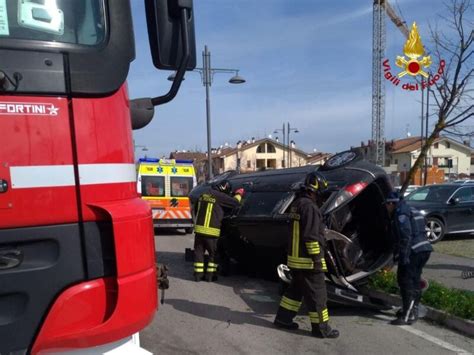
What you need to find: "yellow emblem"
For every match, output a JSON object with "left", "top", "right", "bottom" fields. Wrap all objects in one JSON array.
[{"left": 395, "top": 22, "right": 432, "bottom": 78}]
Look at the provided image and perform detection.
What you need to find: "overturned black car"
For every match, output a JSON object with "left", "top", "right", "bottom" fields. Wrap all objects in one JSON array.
[{"left": 190, "top": 151, "right": 395, "bottom": 307}]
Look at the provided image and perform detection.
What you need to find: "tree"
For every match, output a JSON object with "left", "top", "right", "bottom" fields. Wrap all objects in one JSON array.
[{"left": 401, "top": 0, "right": 473, "bottom": 194}]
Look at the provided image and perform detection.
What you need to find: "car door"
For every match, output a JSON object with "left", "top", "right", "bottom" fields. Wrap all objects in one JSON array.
[{"left": 446, "top": 186, "right": 474, "bottom": 233}]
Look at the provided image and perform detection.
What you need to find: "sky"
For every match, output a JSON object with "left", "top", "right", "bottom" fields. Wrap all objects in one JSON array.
[{"left": 128, "top": 0, "right": 456, "bottom": 159}]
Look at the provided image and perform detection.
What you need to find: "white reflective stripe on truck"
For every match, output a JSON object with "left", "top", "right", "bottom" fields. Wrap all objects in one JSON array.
[{"left": 10, "top": 164, "right": 136, "bottom": 188}]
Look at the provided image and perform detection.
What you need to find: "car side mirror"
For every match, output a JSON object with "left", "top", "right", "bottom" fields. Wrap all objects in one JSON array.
[{"left": 449, "top": 197, "right": 460, "bottom": 205}]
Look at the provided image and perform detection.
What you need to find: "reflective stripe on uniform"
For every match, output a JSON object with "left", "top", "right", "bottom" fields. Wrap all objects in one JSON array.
[
  {"left": 194, "top": 262, "right": 204, "bottom": 273},
  {"left": 194, "top": 225, "right": 220, "bottom": 237},
  {"left": 305, "top": 241, "right": 320, "bottom": 255},
  {"left": 321, "top": 258, "right": 327, "bottom": 271},
  {"left": 292, "top": 220, "right": 300, "bottom": 257},
  {"left": 207, "top": 262, "right": 218, "bottom": 272},
  {"left": 310, "top": 309, "right": 329, "bottom": 323},
  {"left": 309, "top": 311, "right": 319, "bottom": 323},
  {"left": 412, "top": 241, "right": 431, "bottom": 250},
  {"left": 234, "top": 194, "right": 242, "bottom": 202},
  {"left": 205, "top": 203, "right": 213, "bottom": 227},
  {"left": 280, "top": 296, "right": 302, "bottom": 312},
  {"left": 322, "top": 308, "right": 329, "bottom": 322},
  {"left": 287, "top": 255, "right": 314, "bottom": 269}
]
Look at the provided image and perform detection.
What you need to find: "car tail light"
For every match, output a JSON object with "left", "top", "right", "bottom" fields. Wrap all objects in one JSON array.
[
  {"left": 344, "top": 182, "right": 368, "bottom": 196},
  {"left": 325, "top": 182, "right": 368, "bottom": 213}
]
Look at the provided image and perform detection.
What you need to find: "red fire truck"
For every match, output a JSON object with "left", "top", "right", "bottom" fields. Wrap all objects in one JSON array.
[{"left": 0, "top": 0, "right": 196, "bottom": 353}]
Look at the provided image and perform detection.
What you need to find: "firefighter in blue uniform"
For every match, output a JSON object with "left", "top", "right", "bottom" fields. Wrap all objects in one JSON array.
[
  {"left": 193, "top": 180, "right": 243, "bottom": 282},
  {"left": 274, "top": 172, "right": 339, "bottom": 339},
  {"left": 385, "top": 191, "right": 433, "bottom": 325}
]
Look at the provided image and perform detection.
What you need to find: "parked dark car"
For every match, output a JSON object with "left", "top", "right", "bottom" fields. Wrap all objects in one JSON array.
[
  {"left": 404, "top": 183, "right": 474, "bottom": 243},
  {"left": 190, "top": 151, "right": 395, "bottom": 308}
]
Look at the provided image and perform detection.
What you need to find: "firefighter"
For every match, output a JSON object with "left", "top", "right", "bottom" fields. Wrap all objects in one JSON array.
[
  {"left": 385, "top": 191, "right": 433, "bottom": 325},
  {"left": 274, "top": 172, "right": 339, "bottom": 339},
  {"left": 193, "top": 180, "right": 244, "bottom": 282}
]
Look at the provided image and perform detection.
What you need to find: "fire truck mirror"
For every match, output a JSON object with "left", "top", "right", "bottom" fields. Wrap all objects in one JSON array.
[
  {"left": 0, "top": 180, "right": 8, "bottom": 193},
  {"left": 130, "top": 98, "right": 155, "bottom": 130},
  {"left": 144, "top": 0, "right": 197, "bottom": 71}
]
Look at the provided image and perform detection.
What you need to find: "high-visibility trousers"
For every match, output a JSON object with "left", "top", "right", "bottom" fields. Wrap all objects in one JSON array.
[{"left": 193, "top": 233, "right": 218, "bottom": 276}]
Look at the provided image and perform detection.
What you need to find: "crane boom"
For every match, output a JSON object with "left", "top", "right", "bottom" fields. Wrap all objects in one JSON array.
[{"left": 372, "top": 0, "right": 409, "bottom": 166}]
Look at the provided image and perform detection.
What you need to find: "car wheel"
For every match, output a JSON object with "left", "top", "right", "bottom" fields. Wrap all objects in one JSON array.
[
  {"left": 425, "top": 217, "right": 445, "bottom": 243},
  {"left": 319, "top": 150, "right": 362, "bottom": 171}
]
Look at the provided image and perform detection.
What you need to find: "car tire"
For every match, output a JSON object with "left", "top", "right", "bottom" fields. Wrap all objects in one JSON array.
[
  {"left": 185, "top": 227, "right": 194, "bottom": 234},
  {"left": 319, "top": 150, "right": 363, "bottom": 171},
  {"left": 425, "top": 217, "right": 445, "bottom": 243}
]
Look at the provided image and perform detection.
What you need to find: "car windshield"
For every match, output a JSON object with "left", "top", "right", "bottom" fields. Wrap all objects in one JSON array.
[
  {"left": 406, "top": 185, "right": 456, "bottom": 202},
  {"left": 239, "top": 191, "right": 288, "bottom": 216},
  {"left": 0, "top": 0, "right": 105, "bottom": 46}
]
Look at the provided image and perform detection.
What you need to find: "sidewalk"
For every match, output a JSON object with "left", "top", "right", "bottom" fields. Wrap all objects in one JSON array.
[{"left": 422, "top": 252, "right": 473, "bottom": 292}]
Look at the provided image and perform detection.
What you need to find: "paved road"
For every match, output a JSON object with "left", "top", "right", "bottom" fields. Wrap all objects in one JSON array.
[
  {"left": 423, "top": 252, "right": 473, "bottom": 291},
  {"left": 141, "top": 231, "right": 473, "bottom": 355}
]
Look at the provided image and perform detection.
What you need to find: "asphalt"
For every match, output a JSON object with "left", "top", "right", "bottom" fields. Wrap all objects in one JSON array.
[
  {"left": 140, "top": 231, "right": 474, "bottom": 355},
  {"left": 421, "top": 252, "right": 473, "bottom": 292}
]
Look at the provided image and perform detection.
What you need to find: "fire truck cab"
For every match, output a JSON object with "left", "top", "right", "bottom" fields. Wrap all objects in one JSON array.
[{"left": 0, "top": 0, "right": 196, "bottom": 354}]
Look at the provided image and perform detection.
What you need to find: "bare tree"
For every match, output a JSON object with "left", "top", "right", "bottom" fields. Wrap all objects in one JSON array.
[{"left": 401, "top": 0, "right": 473, "bottom": 194}]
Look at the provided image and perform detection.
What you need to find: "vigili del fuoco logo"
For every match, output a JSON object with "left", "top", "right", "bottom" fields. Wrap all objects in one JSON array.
[{"left": 383, "top": 22, "right": 445, "bottom": 91}]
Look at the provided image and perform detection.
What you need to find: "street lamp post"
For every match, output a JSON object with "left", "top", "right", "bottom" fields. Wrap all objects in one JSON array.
[
  {"left": 273, "top": 124, "right": 286, "bottom": 168},
  {"left": 168, "top": 45, "right": 245, "bottom": 180},
  {"left": 134, "top": 143, "right": 149, "bottom": 159},
  {"left": 286, "top": 122, "right": 299, "bottom": 168}
]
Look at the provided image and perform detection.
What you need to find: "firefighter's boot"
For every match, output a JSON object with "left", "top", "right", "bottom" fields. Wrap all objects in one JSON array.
[
  {"left": 274, "top": 318, "right": 299, "bottom": 330},
  {"left": 194, "top": 273, "right": 204, "bottom": 282},
  {"left": 312, "top": 323, "right": 339, "bottom": 338},
  {"left": 274, "top": 308, "right": 299, "bottom": 330}
]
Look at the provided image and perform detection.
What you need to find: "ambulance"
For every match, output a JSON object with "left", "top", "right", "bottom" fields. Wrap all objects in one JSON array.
[{"left": 138, "top": 158, "right": 197, "bottom": 232}]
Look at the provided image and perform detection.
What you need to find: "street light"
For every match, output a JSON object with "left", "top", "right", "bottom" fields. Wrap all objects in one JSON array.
[
  {"left": 134, "top": 144, "right": 149, "bottom": 159},
  {"left": 274, "top": 124, "right": 286, "bottom": 168},
  {"left": 275, "top": 122, "right": 298, "bottom": 168},
  {"left": 168, "top": 45, "right": 245, "bottom": 180}
]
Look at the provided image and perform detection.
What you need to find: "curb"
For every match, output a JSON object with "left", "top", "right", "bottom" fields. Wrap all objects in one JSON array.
[{"left": 365, "top": 289, "right": 474, "bottom": 338}]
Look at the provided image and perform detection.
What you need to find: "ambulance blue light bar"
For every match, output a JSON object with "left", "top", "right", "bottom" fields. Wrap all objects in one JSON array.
[{"left": 138, "top": 158, "right": 194, "bottom": 164}]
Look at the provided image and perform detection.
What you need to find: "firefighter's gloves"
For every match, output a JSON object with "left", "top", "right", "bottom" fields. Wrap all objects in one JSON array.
[{"left": 234, "top": 188, "right": 245, "bottom": 197}]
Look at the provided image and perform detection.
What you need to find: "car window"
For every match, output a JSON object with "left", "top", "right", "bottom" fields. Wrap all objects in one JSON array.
[
  {"left": 239, "top": 191, "right": 287, "bottom": 216},
  {"left": 452, "top": 187, "right": 474, "bottom": 202},
  {"left": 406, "top": 185, "right": 455, "bottom": 202}
]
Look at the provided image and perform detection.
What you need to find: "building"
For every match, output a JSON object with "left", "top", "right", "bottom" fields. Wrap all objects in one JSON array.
[
  {"left": 214, "top": 138, "right": 310, "bottom": 174},
  {"left": 471, "top": 152, "right": 474, "bottom": 178},
  {"left": 306, "top": 152, "right": 333, "bottom": 166},
  {"left": 391, "top": 136, "right": 473, "bottom": 179},
  {"left": 353, "top": 136, "right": 473, "bottom": 184},
  {"left": 169, "top": 151, "right": 207, "bottom": 183}
]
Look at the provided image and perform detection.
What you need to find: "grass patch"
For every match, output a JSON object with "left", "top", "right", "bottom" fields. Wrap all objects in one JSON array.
[{"left": 369, "top": 270, "right": 474, "bottom": 320}]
